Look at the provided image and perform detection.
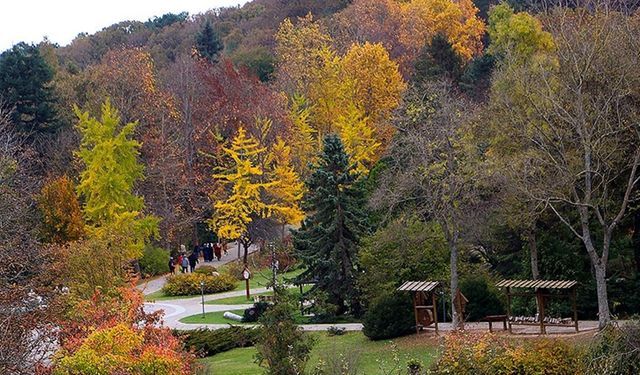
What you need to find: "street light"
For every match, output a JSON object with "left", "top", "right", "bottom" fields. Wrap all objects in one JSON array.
[{"left": 200, "top": 280, "right": 205, "bottom": 319}]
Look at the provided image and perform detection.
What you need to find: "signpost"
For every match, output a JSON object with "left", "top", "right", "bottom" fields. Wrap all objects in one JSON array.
[
  {"left": 200, "top": 280, "right": 205, "bottom": 319},
  {"left": 242, "top": 267, "right": 251, "bottom": 300}
]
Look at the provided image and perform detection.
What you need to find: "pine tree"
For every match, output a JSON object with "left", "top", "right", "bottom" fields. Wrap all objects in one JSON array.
[
  {"left": 195, "top": 20, "right": 223, "bottom": 62},
  {"left": 293, "top": 134, "right": 369, "bottom": 315},
  {"left": 413, "top": 33, "right": 464, "bottom": 83},
  {"left": 0, "top": 42, "right": 58, "bottom": 137}
]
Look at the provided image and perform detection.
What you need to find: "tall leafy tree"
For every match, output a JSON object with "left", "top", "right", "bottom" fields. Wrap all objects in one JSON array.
[
  {"left": 293, "top": 134, "right": 369, "bottom": 315},
  {"left": 372, "top": 82, "right": 482, "bottom": 329},
  {"left": 489, "top": 3, "right": 640, "bottom": 329},
  {"left": 268, "top": 138, "right": 305, "bottom": 237},
  {"left": 75, "top": 99, "right": 159, "bottom": 260},
  {"left": 209, "top": 126, "right": 278, "bottom": 263},
  {"left": 195, "top": 20, "right": 223, "bottom": 63},
  {"left": 0, "top": 42, "right": 58, "bottom": 137},
  {"left": 38, "top": 175, "right": 85, "bottom": 244}
]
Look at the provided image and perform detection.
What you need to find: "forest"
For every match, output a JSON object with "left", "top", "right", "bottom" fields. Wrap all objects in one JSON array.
[{"left": 1, "top": 0, "right": 639, "bottom": 374}]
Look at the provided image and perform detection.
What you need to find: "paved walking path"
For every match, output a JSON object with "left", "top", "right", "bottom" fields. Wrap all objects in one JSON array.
[
  {"left": 137, "top": 241, "right": 257, "bottom": 295},
  {"left": 140, "top": 243, "right": 601, "bottom": 335}
]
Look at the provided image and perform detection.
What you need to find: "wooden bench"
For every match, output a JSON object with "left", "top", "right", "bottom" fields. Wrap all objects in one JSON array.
[{"left": 483, "top": 315, "right": 508, "bottom": 332}]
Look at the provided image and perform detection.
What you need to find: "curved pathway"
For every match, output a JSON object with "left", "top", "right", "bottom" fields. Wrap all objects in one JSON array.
[{"left": 137, "top": 241, "right": 257, "bottom": 295}]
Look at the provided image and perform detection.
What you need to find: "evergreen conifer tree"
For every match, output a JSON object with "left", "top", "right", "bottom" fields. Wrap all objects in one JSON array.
[
  {"left": 0, "top": 42, "right": 58, "bottom": 137},
  {"left": 195, "top": 20, "right": 223, "bottom": 62},
  {"left": 413, "top": 33, "right": 463, "bottom": 83},
  {"left": 293, "top": 134, "right": 369, "bottom": 315}
]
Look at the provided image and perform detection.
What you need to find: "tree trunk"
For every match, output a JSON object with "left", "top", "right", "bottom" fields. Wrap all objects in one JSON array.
[
  {"left": 633, "top": 211, "right": 640, "bottom": 273},
  {"left": 527, "top": 228, "right": 540, "bottom": 280},
  {"left": 445, "top": 228, "right": 462, "bottom": 330},
  {"left": 594, "top": 261, "right": 611, "bottom": 329}
]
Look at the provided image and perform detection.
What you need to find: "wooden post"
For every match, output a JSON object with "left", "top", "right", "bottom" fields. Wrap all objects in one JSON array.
[
  {"left": 413, "top": 292, "right": 420, "bottom": 334},
  {"left": 537, "top": 290, "right": 545, "bottom": 334},
  {"left": 572, "top": 288, "right": 579, "bottom": 332},
  {"left": 432, "top": 291, "right": 438, "bottom": 335},
  {"left": 506, "top": 287, "right": 512, "bottom": 334}
]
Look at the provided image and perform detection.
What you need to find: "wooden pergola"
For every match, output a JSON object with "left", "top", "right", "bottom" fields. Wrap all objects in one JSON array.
[
  {"left": 398, "top": 281, "right": 440, "bottom": 334},
  {"left": 497, "top": 279, "right": 579, "bottom": 334}
]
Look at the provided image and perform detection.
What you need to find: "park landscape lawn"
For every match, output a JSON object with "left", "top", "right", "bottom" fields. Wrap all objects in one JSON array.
[
  {"left": 198, "top": 331, "right": 440, "bottom": 375},
  {"left": 144, "top": 266, "right": 306, "bottom": 302}
]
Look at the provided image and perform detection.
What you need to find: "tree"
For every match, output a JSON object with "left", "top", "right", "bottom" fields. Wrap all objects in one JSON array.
[
  {"left": 75, "top": 99, "right": 158, "bottom": 260},
  {"left": 268, "top": 138, "right": 305, "bottom": 237},
  {"left": 209, "top": 126, "right": 278, "bottom": 263},
  {"left": 341, "top": 42, "right": 406, "bottom": 145},
  {"left": 332, "top": 0, "right": 486, "bottom": 76},
  {"left": 358, "top": 216, "right": 449, "bottom": 303},
  {"left": 489, "top": 1, "right": 640, "bottom": 329},
  {"left": 38, "top": 175, "right": 85, "bottom": 244},
  {"left": 51, "top": 286, "right": 194, "bottom": 374},
  {"left": 414, "top": 33, "right": 464, "bottom": 84},
  {"left": 293, "top": 134, "right": 369, "bottom": 315},
  {"left": 0, "top": 42, "right": 58, "bottom": 138},
  {"left": 0, "top": 104, "right": 62, "bottom": 375},
  {"left": 195, "top": 20, "right": 224, "bottom": 63},
  {"left": 274, "top": 13, "right": 333, "bottom": 95},
  {"left": 255, "top": 284, "right": 315, "bottom": 375},
  {"left": 372, "top": 82, "right": 481, "bottom": 329}
]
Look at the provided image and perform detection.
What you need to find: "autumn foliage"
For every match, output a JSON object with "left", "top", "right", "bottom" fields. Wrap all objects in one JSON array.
[
  {"left": 38, "top": 175, "right": 84, "bottom": 244},
  {"left": 50, "top": 286, "right": 195, "bottom": 374}
]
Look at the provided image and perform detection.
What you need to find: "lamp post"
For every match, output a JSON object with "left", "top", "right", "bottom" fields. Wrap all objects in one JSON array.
[{"left": 200, "top": 280, "right": 205, "bottom": 319}]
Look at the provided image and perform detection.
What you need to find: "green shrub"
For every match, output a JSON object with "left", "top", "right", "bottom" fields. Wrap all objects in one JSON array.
[
  {"left": 362, "top": 292, "right": 415, "bottom": 340},
  {"left": 243, "top": 301, "right": 271, "bottom": 322},
  {"left": 460, "top": 273, "right": 504, "bottom": 321},
  {"left": 194, "top": 265, "right": 217, "bottom": 275},
  {"left": 255, "top": 286, "right": 316, "bottom": 375},
  {"left": 582, "top": 320, "right": 640, "bottom": 375},
  {"left": 139, "top": 245, "right": 170, "bottom": 277},
  {"left": 162, "top": 272, "right": 235, "bottom": 296},
  {"left": 431, "top": 331, "right": 581, "bottom": 374},
  {"left": 176, "top": 327, "right": 260, "bottom": 357}
]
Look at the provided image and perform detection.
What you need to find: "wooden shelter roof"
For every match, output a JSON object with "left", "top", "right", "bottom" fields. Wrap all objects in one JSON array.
[
  {"left": 397, "top": 281, "right": 440, "bottom": 292},
  {"left": 496, "top": 279, "right": 577, "bottom": 289}
]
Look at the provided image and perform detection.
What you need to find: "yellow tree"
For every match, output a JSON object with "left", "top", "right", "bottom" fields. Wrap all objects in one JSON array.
[
  {"left": 275, "top": 13, "right": 333, "bottom": 95},
  {"left": 287, "top": 94, "right": 318, "bottom": 177},
  {"left": 268, "top": 138, "right": 305, "bottom": 238},
  {"left": 341, "top": 42, "right": 406, "bottom": 145},
  {"left": 334, "top": 103, "right": 381, "bottom": 175},
  {"left": 401, "top": 0, "right": 485, "bottom": 61},
  {"left": 209, "top": 127, "right": 277, "bottom": 263}
]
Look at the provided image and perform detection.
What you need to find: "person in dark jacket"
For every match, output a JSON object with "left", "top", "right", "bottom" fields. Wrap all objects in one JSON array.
[
  {"left": 168, "top": 256, "right": 175, "bottom": 274},
  {"left": 188, "top": 251, "right": 199, "bottom": 273}
]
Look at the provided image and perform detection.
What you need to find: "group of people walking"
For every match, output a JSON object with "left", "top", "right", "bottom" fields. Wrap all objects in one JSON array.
[{"left": 168, "top": 242, "right": 226, "bottom": 274}]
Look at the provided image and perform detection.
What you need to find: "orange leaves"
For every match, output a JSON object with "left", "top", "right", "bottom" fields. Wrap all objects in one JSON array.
[
  {"left": 53, "top": 287, "right": 194, "bottom": 375},
  {"left": 38, "top": 175, "right": 84, "bottom": 244},
  {"left": 333, "top": 0, "right": 486, "bottom": 75}
]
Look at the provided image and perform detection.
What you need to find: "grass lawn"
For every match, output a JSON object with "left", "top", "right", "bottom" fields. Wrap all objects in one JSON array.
[
  {"left": 179, "top": 308, "right": 317, "bottom": 325},
  {"left": 144, "top": 267, "right": 306, "bottom": 302},
  {"left": 198, "top": 331, "right": 439, "bottom": 375},
  {"left": 206, "top": 284, "right": 312, "bottom": 305},
  {"left": 179, "top": 309, "right": 250, "bottom": 325}
]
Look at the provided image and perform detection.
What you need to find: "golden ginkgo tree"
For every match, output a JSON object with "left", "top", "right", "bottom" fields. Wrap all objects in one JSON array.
[{"left": 209, "top": 125, "right": 304, "bottom": 264}]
